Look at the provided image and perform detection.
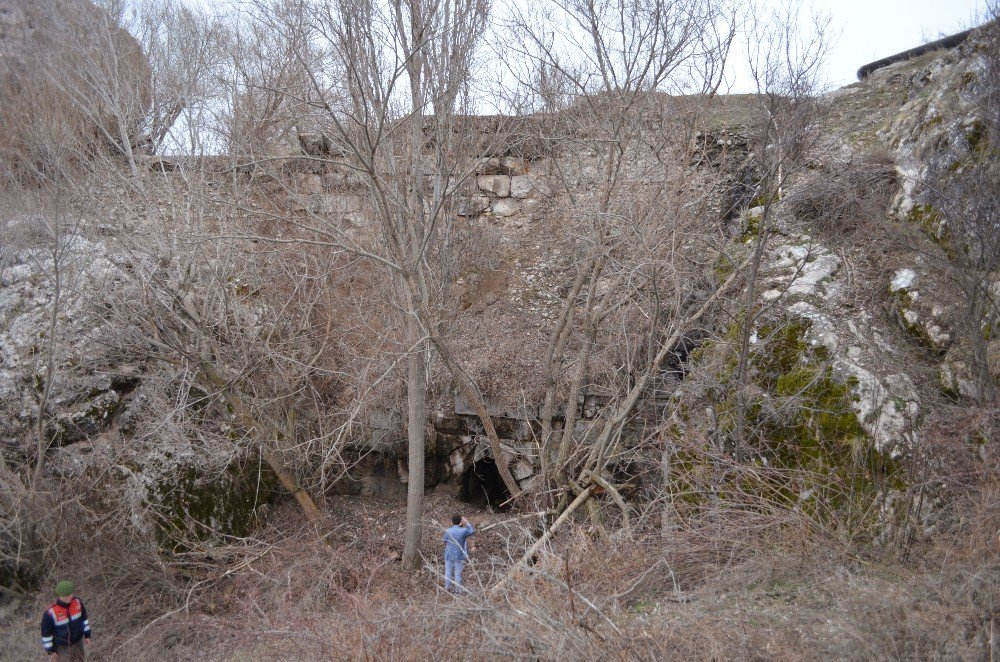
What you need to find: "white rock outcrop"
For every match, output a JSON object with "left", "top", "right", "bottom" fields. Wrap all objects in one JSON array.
[
  {"left": 889, "top": 266, "right": 955, "bottom": 352},
  {"left": 758, "top": 231, "right": 921, "bottom": 457}
]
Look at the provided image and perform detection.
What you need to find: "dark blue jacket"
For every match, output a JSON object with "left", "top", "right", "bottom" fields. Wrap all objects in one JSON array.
[{"left": 40, "top": 597, "right": 91, "bottom": 653}]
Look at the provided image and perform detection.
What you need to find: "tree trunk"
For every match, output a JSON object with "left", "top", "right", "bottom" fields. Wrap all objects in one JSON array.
[
  {"left": 198, "top": 362, "right": 323, "bottom": 523},
  {"left": 733, "top": 203, "right": 771, "bottom": 460},
  {"left": 660, "top": 436, "right": 676, "bottom": 539},
  {"left": 402, "top": 315, "right": 428, "bottom": 568}
]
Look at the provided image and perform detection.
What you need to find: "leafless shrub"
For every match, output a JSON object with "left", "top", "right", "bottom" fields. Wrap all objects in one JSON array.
[{"left": 789, "top": 153, "right": 899, "bottom": 236}]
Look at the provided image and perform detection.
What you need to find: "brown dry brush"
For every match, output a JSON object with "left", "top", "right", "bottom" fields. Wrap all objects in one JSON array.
[
  {"left": 5, "top": 409, "right": 997, "bottom": 661},
  {"left": 788, "top": 151, "right": 899, "bottom": 237},
  {"left": 3, "top": 5, "right": 1000, "bottom": 662}
]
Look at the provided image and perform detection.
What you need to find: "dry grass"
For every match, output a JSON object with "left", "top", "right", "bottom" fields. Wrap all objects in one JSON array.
[
  {"left": 4, "top": 435, "right": 996, "bottom": 662},
  {"left": 788, "top": 151, "right": 899, "bottom": 237}
]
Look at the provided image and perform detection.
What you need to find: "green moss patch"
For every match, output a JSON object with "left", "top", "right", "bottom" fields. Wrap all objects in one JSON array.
[
  {"left": 906, "top": 203, "right": 951, "bottom": 247},
  {"left": 681, "top": 319, "right": 902, "bottom": 521},
  {"left": 149, "top": 458, "right": 280, "bottom": 546},
  {"left": 965, "top": 119, "right": 987, "bottom": 153}
]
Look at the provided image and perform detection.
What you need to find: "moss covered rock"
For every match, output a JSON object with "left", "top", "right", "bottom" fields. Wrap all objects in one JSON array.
[
  {"left": 144, "top": 459, "right": 279, "bottom": 542},
  {"left": 938, "top": 340, "right": 995, "bottom": 400},
  {"left": 889, "top": 267, "right": 955, "bottom": 352}
]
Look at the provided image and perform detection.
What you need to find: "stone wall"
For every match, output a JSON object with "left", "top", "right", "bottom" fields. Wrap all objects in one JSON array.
[{"left": 282, "top": 152, "right": 553, "bottom": 225}]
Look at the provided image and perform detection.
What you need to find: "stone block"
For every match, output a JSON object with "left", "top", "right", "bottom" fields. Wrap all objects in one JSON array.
[
  {"left": 519, "top": 474, "right": 544, "bottom": 492},
  {"left": 491, "top": 198, "right": 521, "bottom": 217},
  {"left": 478, "top": 174, "right": 511, "bottom": 197},
  {"left": 510, "top": 174, "right": 548, "bottom": 199},
  {"left": 449, "top": 447, "right": 471, "bottom": 476},
  {"left": 453, "top": 394, "right": 539, "bottom": 422}
]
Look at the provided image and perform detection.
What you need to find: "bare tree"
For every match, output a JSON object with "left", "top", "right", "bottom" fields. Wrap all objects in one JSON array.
[
  {"left": 729, "top": 0, "right": 831, "bottom": 457},
  {"left": 0, "top": 110, "right": 101, "bottom": 589},
  {"left": 215, "top": 0, "right": 321, "bottom": 159},
  {"left": 494, "top": 0, "right": 739, "bottom": 523},
  {"left": 217, "top": 0, "right": 496, "bottom": 566}
]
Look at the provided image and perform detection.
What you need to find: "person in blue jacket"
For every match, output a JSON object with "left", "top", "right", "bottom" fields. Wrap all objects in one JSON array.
[
  {"left": 40, "top": 580, "right": 92, "bottom": 659},
  {"left": 442, "top": 514, "right": 475, "bottom": 593}
]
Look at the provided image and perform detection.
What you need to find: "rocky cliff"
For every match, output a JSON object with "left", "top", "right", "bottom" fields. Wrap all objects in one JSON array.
[{"left": 0, "top": 0, "right": 150, "bottom": 175}]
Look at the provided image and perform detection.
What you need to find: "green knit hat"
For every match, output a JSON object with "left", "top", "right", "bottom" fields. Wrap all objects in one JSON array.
[{"left": 54, "top": 580, "right": 74, "bottom": 597}]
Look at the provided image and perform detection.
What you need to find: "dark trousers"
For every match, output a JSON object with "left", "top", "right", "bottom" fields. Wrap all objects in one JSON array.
[{"left": 53, "top": 639, "right": 86, "bottom": 660}]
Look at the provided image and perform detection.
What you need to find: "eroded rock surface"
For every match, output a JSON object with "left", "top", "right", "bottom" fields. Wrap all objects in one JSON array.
[{"left": 756, "top": 227, "right": 921, "bottom": 457}]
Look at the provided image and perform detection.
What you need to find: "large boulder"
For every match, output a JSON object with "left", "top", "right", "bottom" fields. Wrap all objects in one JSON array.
[
  {"left": 0, "top": 0, "right": 150, "bottom": 174},
  {"left": 0, "top": 228, "right": 150, "bottom": 453}
]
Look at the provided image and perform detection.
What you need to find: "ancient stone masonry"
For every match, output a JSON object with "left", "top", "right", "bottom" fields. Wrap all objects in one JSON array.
[
  {"left": 470, "top": 158, "right": 550, "bottom": 220},
  {"left": 689, "top": 129, "right": 758, "bottom": 226},
  {"left": 6, "top": 32, "right": 996, "bottom": 557},
  {"left": 353, "top": 384, "right": 629, "bottom": 508},
  {"left": 283, "top": 147, "right": 553, "bottom": 224},
  {"left": 689, "top": 129, "right": 750, "bottom": 169}
]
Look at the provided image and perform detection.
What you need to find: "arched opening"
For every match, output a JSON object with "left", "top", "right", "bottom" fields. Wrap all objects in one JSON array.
[{"left": 458, "top": 457, "right": 511, "bottom": 512}]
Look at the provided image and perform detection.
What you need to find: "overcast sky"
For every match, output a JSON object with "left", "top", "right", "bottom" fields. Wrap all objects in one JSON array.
[
  {"left": 819, "top": 0, "right": 989, "bottom": 88},
  {"left": 190, "top": 0, "right": 992, "bottom": 93}
]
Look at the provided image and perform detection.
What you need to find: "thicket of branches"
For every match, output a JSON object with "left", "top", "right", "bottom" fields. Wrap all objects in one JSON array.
[{"left": 0, "top": 0, "right": 998, "bottom": 658}]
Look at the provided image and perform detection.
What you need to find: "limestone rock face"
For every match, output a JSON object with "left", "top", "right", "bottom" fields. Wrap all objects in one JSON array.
[
  {"left": 0, "top": 0, "right": 150, "bottom": 171},
  {"left": 881, "top": 31, "right": 985, "bottom": 237},
  {"left": 751, "top": 225, "right": 922, "bottom": 458},
  {"left": 0, "top": 233, "right": 132, "bottom": 448},
  {"left": 761, "top": 239, "right": 841, "bottom": 305},
  {"left": 937, "top": 335, "right": 999, "bottom": 401},
  {"left": 0, "top": 223, "right": 284, "bottom": 539},
  {"left": 889, "top": 267, "right": 956, "bottom": 352},
  {"left": 989, "top": 339, "right": 1000, "bottom": 384},
  {"left": 939, "top": 343, "right": 981, "bottom": 400}
]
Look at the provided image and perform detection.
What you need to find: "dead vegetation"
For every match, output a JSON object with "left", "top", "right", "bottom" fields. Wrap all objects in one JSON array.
[
  {"left": 4, "top": 426, "right": 996, "bottom": 661},
  {"left": 1, "top": 2, "right": 1000, "bottom": 661},
  {"left": 789, "top": 152, "right": 899, "bottom": 236}
]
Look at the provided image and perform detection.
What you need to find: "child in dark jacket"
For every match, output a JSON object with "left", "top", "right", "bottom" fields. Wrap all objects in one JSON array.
[{"left": 40, "top": 581, "right": 92, "bottom": 659}]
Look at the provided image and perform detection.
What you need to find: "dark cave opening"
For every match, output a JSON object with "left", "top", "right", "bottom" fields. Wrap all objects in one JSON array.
[{"left": 458, "top": 457, "right": 511, "bottom": 512}]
